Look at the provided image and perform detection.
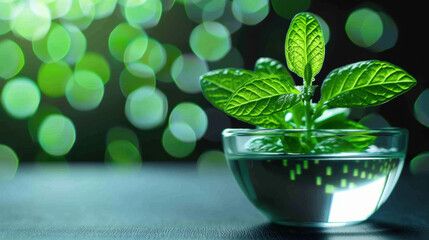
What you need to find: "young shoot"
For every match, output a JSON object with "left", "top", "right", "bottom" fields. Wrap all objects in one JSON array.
[{"left": 199, "top": 12, "right": 416, "bottom": 152}]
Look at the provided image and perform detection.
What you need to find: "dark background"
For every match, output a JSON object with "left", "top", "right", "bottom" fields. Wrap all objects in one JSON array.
[{"left": 0, "top": 0, "right": 427, "bottom": 165}]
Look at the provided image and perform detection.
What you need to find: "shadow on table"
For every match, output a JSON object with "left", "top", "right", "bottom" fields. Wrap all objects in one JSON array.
[{"left": 229, "top": 220, "right": 426, "bottom": 240}]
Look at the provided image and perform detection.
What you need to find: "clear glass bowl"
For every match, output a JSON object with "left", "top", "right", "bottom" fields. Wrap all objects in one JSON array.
[{"left": 222, "top": 128, "right": 408, "bottom": 227}]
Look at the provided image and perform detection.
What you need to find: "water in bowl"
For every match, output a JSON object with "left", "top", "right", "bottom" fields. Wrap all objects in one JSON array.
[{"left": 228, "top": 155, "right": 404, "bottom": 227}]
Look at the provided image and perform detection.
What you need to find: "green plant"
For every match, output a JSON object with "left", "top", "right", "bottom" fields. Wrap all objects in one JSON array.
[{"left": 200, "top": 12, "right": 416, "bottom": 153}]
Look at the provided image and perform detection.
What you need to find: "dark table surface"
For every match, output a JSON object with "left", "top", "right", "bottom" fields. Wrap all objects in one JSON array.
[{"left": 1, "top": 163, "right": 428, "bottom": 239}]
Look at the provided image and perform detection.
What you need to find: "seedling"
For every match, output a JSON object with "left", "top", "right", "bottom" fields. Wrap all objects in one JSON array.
[{"left": 200, "top": 12, "right": 416, "bottom": 152}]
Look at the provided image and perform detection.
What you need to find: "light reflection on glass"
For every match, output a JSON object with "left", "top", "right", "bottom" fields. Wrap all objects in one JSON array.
[{"left": 328, "top": 176, "right": 386, "bottom": 223}]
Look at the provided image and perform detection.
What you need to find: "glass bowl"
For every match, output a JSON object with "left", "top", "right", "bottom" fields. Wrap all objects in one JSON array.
[{"left": 222, "top": 128, "right": 408, "bottom": 227}]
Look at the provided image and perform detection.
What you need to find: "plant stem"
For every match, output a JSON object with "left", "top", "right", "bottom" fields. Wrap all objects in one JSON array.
[
  {"left": 303, "top": 85, "right": 313, "bottom": 145},
  {"left": 302, "top": 64, "right": 314, "bottom": 147},
  {"left": 304, "top": 97, "right": 312, "bottom": 130}
]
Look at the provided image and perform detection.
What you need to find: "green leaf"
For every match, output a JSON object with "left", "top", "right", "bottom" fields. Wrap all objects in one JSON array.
[
  {"left": 225, "top": 74, "right": 301, "bottom": 117},
  {"left": 312, "top": 120, "right": 376, "bottom": 153},
  {"left": 246, "top": 135, "right": 305, "bottom": 153},
  {"left": 314, "top": 108, "right": 350, "bottom": 128},
  {"left": 240, "top": 112, "right": 290, "bottom": 129},
  {"left": 304, "top": 63, "right": 313, "bottom": 85},
  {"left": 199, "top": 68, "right": 255, "bottom": 110},
  {"left": 296, "top": 85, "right": 318, "bottom": 101},
  {"left": 200, "top": 69, "right": 291, "bottom": 129},
  {"left": 320, "top": 60, "right": 417, "bottom": 108},
  {"left": 312, "top": 103, "right": 328, "bottom": 121},
  {"left": 246, "top": 137, "right": 283, "bottom": 152},
  {"left": 286, "top": 102, "right": 306, "bottom": 128},
  {"left": 281, "top": 135, "right": 306, "bottom": 152},
  {"left": 316, "top": 119, "right": 367, "bottom": 130},
  {"left": 254, "top": 57, "right": 295, "bottom": 86},
  {"left": 312, "top": 132, "right": 375, "bottom": 153},
  {"left": 312, "top": 137, "right": 356, "bottom": 153},
  {"left": 285, "top": 12, "right": 325, "bottom": 80},
  {"left": 346, "top": 133, "right": 376, "bottom": 150}
]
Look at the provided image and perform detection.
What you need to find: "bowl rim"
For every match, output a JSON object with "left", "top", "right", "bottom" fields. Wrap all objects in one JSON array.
[{"left": 222, "top": 127, "right": 408, "bottom": 136}]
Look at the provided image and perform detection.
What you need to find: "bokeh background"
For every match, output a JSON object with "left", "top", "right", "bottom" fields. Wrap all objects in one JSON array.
[{"left": 0, "top": 0, "right": 428, "bottom": 179}]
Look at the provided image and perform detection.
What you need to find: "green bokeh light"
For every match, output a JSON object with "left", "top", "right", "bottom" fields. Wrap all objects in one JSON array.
[
  {"left": 106, "top": 140, "right": 142, "bottom": 166},
  {"left": 61, "top": 0, "right": 95, "bottom": 30},
  {"left": 162, "top": 122, "right": 196, "bottom": 158},
  {"left": 202, "top": 0, "right": 226, "bottom": 21},
  {"left": 65, "top": 70, "right": 104, "bottom": 111},
  {"left": 184, "top": 0, "right": 205, "bottom": 22},
  {"left": 0, "top": 39, "right": 24, "bottom": 79},
  {"left": 368, "top": 12, "right": 398, "bottom": 53},
  {"left": 208, "top": 47, "right": 243, "bottom": 69},
  {"left": 0, "top": 0, "right": 402, "bottom": 165},
  {"left": 231, "top": 0, "right": 269, "bottom": 25},
  {"left": 117, "top": 0, "right": 129, "bottom": 6},
  {"left": 124, "top": 0, "right": 162, "bottom": 28},
  {"left": 94, "top": 0, "right": 118, "bottom": 19},
  {"left": 63, "top": 24, "right": 87, "bottom": 64},
  {"left": 271, "top": 0, "right": 311, "bottom": 20},
  {"left": 190, "top": 21, "right": 231, "bottom": 61},
  {"left": 131, "top": 38, "right": 166, "bottom": 74},
  {"left": 38, "top": 114, "right": 76, "bottom": 156},
  {"left": 161, "top": 0, "right": 175, "bottom": 11},
  {"left": 125, "top": 86, "right": 168, "bottom": 129},
  {"left": 169, "top": 123, "right": 196, "bottom": 143},
  {"left": 109, "top": 23, "right": 143, "bottom": 62},
  {"left": 1, "top": 77, "right": 41, "bottom": 119},
  {"left": 122, "top": 36, "right": 155, "bottom": 79},
  {"left": 125, "top": 62, "right": 156, "bottom": 80},
  {"left": 346, "top": 8, "right": 384, "bottom": 48},
  {"left": 169, "top": 102, "right": 208, "bottom": 139},
  {"left": 196, "top": 150, "right": 227, "bottom": 174},
  {"left": 414, "top": 89, "right": 429, "bottom": 128},
  {"left": 124, "top": 35, "right": 149, "bottom": 63},
  {"left": 75, "top": 52, "right": 111, "bottom": 84},
  {"left": 120, "top": 68, "right": 155, "bottom": 96},
  {"left": 185, "top": 0, "right": 226, "bottom": 23},
  {"left": 171, "top": 54, "right": 208, "bottom": 93},
  {"left": 11, "top": 3, "right": 51, "bottom": 41},
  {"left": 46, "top": 0, "right": 72, "bottom": 19},
  {"left": 410, "top": 152, "right": 429, "bottom": 175},
  {"left": 157, "top": 43, "right": 182, "bottom": 83},
  {"left": 0, "top": 19, "right": 11, "bottom": 35},
  {"left": 28, "top": 105, "right": 62, "bottom": 142},
  {"left": 32, "top": 23, "right": 71, "bottom": 62},
  {"left": 217, "top": 0, "right": 242, "bottom": 33},
  {"left": 359, "top": 113, "right": 390, "bottom": 129},
  {"left": 0, "top": 1, "right": 21, "bottom": 21},
  {"left": 315, "top": 14, "right": 330, "bottom": 45},
  {"left": 37, "top": 61, "right": 72, "bottom": 98},
  {"left": 0, "top": 144, "right": 19, "bottom": 181},
  {"left": 106, "top": 126, "right": 139, "bottom": 148}
]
